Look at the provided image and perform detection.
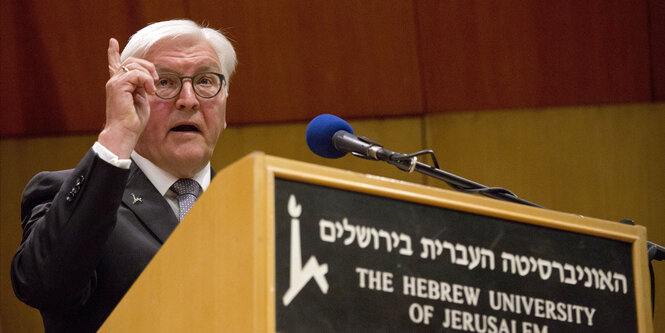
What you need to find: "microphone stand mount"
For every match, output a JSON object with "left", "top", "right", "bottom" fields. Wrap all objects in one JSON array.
[{"left": 352, "top": 143, "right": 542, "bottom": 208}]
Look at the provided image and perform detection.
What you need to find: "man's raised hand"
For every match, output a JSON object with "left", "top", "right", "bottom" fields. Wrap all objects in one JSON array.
[{"left": 98, "top": 38, "right": 159, "bottom": 158}]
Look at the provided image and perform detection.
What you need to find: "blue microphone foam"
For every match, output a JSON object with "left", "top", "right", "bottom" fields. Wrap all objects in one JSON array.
[{"left": 306, "top": 114, "right": 354, "bottom": 159}]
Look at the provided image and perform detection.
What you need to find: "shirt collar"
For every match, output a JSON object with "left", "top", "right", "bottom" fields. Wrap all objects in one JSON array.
[{"left": 130, "top": 151, "right": 211, "bottom": 196}]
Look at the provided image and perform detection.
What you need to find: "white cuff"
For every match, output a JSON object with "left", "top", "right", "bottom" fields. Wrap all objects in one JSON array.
[{"left": 92, "top": 142, "right": 132, "bottom": 169}]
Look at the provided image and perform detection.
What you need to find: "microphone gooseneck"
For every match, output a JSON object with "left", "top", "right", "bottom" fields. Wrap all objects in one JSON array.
[{"left": 305, "top": 113, "right": 541, "bottom": 207}]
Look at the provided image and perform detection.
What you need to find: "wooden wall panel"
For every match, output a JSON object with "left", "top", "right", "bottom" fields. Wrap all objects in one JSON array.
[
  {"left": 650, "top": 0, "right": 665, "bottom": 100},
  {"left": 1, "top": 1, "right": 659, "bottom": 136},
  {"left": 0, "top": 0, "right": 188, "bottom": 137},
  {"left": 416, "top": 0, "right": 652, "bottom": 112},
  {"left": 189, "top": 1, "right": 423, "bottom": 125}
]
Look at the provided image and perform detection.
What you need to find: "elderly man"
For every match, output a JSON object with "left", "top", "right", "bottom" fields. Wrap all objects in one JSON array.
[{"left": 11, "top": 19, "right": 237, "bottom": 332}]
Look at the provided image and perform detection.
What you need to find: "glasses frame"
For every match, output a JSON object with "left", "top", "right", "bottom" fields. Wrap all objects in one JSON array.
[{"left": 155, "top": 72, "right": 226, "bottom": 100}]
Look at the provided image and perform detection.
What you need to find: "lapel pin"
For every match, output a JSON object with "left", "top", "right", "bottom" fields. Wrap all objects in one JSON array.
[{"left": 131, "top": 193, "right": 143, "bottom": 205}]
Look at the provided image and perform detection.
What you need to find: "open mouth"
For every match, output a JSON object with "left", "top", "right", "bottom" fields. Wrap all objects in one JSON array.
[{"left": 171, "top": 125, "right": 200, "bottom": 132}]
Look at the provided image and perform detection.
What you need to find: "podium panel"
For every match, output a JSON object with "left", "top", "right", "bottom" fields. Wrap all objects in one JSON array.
[{"left": 100, "top": 152, "right": 652, "bottom": 332}]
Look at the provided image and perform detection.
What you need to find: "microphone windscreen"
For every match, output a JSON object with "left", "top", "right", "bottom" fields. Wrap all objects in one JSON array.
[{"left": 306, "top": 114, "right": 354, "bottom": 158}]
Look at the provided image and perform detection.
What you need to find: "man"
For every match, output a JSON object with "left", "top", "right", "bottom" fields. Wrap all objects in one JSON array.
[{"left": 11, "top": 19, "right": 237, "bottom": 332}]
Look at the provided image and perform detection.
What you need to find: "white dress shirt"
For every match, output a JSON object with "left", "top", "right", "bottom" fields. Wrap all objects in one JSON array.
[{"left": 92, "top": 141, "right": 210, "bottom": 217}]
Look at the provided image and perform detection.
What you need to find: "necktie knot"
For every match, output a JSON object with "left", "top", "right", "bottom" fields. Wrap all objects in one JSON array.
[{"left": 170, "top": 178, "right": 202, "bottom": 221}]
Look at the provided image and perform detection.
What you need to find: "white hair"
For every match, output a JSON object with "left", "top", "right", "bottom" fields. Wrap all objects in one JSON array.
[{"left": 121, "top": 19, "right": 237, "bottom": 87}]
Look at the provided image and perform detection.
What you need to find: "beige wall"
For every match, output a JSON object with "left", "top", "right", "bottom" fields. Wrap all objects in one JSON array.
[{"left": 2, "top": 103, "right": 664, "bottom": 331}]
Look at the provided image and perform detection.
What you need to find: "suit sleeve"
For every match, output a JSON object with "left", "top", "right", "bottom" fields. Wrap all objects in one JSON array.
[{"left": 11, "top": 149, "right": 131, "bottom": 313}]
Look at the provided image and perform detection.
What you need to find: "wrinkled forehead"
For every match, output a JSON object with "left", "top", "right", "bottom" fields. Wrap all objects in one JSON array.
[{"left": 144, "top": 36, "right": 222, "bottom": 72}]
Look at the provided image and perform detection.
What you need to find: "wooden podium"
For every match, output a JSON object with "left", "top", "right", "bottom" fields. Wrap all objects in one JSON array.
[{"left": 100, "top": 152, "right": 653, "bottom": 332}]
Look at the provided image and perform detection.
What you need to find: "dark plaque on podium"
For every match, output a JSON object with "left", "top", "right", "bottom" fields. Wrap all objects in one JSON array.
[{"left": 274, "top": 178, "right": 636, "bottom": 332}]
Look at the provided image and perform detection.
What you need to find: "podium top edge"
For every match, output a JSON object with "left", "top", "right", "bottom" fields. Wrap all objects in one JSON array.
[{"left": 222, "top": 152, "right": 646, "bottom": 245}]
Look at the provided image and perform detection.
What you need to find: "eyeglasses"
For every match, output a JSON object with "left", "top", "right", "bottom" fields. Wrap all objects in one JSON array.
[{"left": 155, "top": 72, "right": 226, "bottom": 99}]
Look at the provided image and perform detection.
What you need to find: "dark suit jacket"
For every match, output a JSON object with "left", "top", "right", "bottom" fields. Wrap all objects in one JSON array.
[{"left": 11, "top": 149, "right": 182, "bottom": 332}]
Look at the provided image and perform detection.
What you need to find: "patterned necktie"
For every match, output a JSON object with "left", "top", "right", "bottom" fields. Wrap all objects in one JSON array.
[{"left": 170, "top": 178, "right": 202, "bottom": 222}]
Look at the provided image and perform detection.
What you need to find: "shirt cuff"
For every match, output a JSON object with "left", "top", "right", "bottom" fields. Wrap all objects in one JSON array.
[{"left": 92, "top": 141, "right": 132, "bottom": 169}]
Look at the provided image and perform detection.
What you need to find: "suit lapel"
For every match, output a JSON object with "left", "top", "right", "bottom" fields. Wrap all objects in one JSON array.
[{"left": 121, "top": 163, "right": 178, "bottom": 244}]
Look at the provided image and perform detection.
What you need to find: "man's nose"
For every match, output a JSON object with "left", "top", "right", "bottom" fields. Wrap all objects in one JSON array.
[{"left": 176, "top": 81, "right": 200, "bottom": 110}]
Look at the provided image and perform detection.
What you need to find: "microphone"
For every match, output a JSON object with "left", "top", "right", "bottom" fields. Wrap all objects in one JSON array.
[
  {"left": 305, "top": 114, "right": 544, "bottom": 208},
  {"left": 305, "top": 114, "right": 400, "bottom": 161}
]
